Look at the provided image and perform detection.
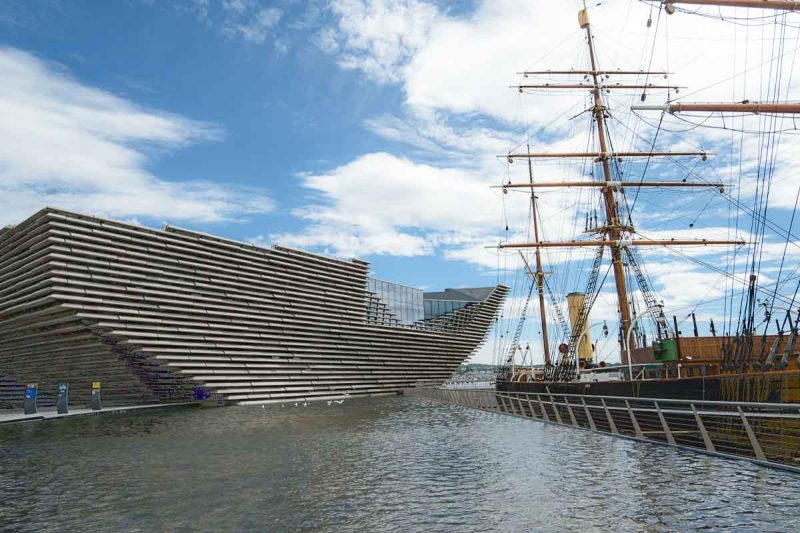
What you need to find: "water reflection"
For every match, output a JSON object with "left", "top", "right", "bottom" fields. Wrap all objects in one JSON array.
[{"left": 1, "top": 397, "right": 798, "bottom": 532}]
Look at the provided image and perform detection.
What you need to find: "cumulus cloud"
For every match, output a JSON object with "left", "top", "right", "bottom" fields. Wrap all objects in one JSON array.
[
  {"left": 271, "top": 151, "right": 500, "bottom": 256},
  {"left": 268, "top": 224, "right": 431, "bottom": 258},
  {"left": 315, "top": 27, "right": 340, "bottom": 54},
  {"left": 222, "top": 0, "right": 249, "bottom": 15},
  {"left": 0, "top": 47, "right": 274, "bottom": 226},
  {"left": 319, "top": 0, "right": 438, "bottom": 83},
  {"left": 223, "top": 6, "right": 282, "bottom": 44},
  {"left": 294, "top": 0, "right": 800, "bottom": 328}
]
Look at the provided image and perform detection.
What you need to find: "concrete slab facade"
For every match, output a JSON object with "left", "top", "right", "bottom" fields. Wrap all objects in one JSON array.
[{"left": 0, "top": 208, "right": 507, "bottom": 407}]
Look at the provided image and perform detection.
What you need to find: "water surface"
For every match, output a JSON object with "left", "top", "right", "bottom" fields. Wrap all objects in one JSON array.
[{"left": 1, "top": 396, "right": 798, "bottom": 532}]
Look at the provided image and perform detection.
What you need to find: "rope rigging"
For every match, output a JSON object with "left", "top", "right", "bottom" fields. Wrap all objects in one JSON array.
[{"left": 495, "top": 1, "right": 800, "bottom": 382}]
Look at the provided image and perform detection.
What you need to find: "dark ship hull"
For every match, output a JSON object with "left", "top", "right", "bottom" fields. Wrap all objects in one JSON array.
[
  {"left": 500, "top": 331, "right": 800, "bottom": 403},
  {"left": 498, "top": 369, "right": 800, "bottom": 404}
]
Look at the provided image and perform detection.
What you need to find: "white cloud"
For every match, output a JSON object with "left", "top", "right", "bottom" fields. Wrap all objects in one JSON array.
[
  {"left": 324, "top": 0, "right": 800, "bottom": 139},
  {"left": 0, "top": 47, "right": 274, "bottom": 226},
  {"left": 298, "top": 152, "right": 495, "bottom": 228},
  {"left": 222, "top": 0, "right": 249, "bottom": 15},
  {"left": 315, "top": 27, "right": 340, "bottom": 54},
  {"left": 271, "top": 151, "right": 501, "bottom": 256},
  {"left": 267, "top": 224, "right": 431, "bottom": 258},
  {"left": 294, "top": 1, "right": 635, "bottom": 265},
  {"left": 223, "top": 6, "right": 282, "bottom": 44},
  {"left": 176, "top": 0, "right": 210, "bottom": 23},
  {"left": 404, "top": 0, "right": 582, "bottom": 124},
  {"left": 274, "top": 38, "right": 290, "bottom": 55},
  {"left": 299, "top": 0, "right": 800, "bottom": 319},
  {"left": 363, "top": 109, "right": 519, "bottom": 159},
  {"left": 320, "top": 0, "right": 438, "bottom": 83}
]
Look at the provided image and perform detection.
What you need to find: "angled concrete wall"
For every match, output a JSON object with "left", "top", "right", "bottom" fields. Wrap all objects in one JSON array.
[{"left": 0, "top": 208, "right": 507, "bottom": 407}]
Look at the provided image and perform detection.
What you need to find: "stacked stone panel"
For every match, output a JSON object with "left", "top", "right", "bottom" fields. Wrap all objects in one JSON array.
[{"left": 0, "top": 208, "right": 507, "bottom": 407}]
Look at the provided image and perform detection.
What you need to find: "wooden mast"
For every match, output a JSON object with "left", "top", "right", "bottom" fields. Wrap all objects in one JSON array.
[
  {"left": 581, "top": 6, "right": 636, "bottom": 350},
  {"left": 664, "top": 0, "right": 800, "bottom": 11},
  {"left": 507, "top": 150, "right": 707, "bottom": 159},
  {"left": 526, "top": 145, "right": 552, "bottom": 366},
  {"left": 500, "top": 5, "right": 750, "bottom": 376},
  {"left": 520, "top": 70, "right": 670, "bottom": 75},
  {"left": 499, "top": 238, "right": 746, "bottom": 249},
  {"left": 496, "top": 181, "right": 724, "bottom": 190},
  {"left": 633, "top": 103, "right": 800, "bottom": 114},
  {"left": 515, "top": 83, "right": 682, "bottom": 90},
  {"left": 634, "top": 3, "right": 800, "bottom": 118}
]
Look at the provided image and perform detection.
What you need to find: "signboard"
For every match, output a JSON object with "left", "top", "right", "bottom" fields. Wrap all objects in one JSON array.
[
  {"left": 24, "top": 383, "right": 37, "bottom": 415},
  {"left": 25, "top": 383, "right": 37, "bottom": 399},
  {"left": 91, "top": 381, "right": 102, "bottom": 411},
  {"left": 56, "top": 383, "right": 69, "bottom": 414}
]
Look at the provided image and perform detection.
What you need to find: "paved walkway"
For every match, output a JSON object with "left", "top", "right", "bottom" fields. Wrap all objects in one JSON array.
[{"left": 0, "top": 402, "right": 196, "bottom": 425}]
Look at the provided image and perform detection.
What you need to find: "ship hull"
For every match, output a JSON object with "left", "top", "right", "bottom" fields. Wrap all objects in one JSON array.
[{"left": 498, "top": 370, "right": 800, "bottom": 404}]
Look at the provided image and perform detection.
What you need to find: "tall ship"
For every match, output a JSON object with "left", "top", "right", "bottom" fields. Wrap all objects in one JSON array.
[
  {"left": 495, "top": 0, "right": 800, "bottom": 404},
  {"left": 0, "top": 208, "right": 506, "bottom": 408}
]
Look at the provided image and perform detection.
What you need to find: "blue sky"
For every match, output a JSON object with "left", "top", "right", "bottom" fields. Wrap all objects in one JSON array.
[
  {"left": 0, "top": 0, "right": 476, "bottom": 287},
  {"left": 1, "top": 0, "right": 800, "bottom": 364}
]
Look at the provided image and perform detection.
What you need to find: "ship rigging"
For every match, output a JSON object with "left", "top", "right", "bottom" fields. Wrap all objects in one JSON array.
[{"left": 493, "top": 0, "right": 800, "bottom": 398}]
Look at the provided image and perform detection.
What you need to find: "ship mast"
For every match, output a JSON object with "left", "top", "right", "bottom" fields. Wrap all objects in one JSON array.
[
  {"left": 497, "top": 4, "right": 746, "bottom": 378},
  {"left": 632, "top": 0, "right": 800, "bottom": 114},
  {"left": 526, "top": 145, "right": 551, "bottom": 366},
  {"left": 581, "top": 7, "right": 636, "bottom": 349},
  {"left": 497, "top": 0, "right": 797, "bottom": 378},
  {"left": 663, "top": 0, "right": 800, "bottom": 11}
]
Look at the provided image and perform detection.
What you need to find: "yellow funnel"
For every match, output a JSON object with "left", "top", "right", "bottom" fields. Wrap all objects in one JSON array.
[{"left": 567, "top": 292, "right": 593, "bottom": 362}]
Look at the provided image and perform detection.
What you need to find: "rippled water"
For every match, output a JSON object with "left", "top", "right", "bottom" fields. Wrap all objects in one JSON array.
[{"left": 1, "top": 396, "right": 799, "bottom": 532}]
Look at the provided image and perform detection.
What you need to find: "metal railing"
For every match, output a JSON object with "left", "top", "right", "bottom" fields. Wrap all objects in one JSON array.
[{"left": 407, "top": 387, "right": 800, "bottom": 473}]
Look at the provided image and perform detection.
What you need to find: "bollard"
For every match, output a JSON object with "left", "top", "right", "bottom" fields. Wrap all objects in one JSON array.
[
  {"left": 91, "top": 381, "right": 102, "bottom": 411},
  {"left": 24, "top": 383, "right": 37, "bottom": 415},
  {"left": 56, "top": 383, "right": 69, "bottom": 414}
]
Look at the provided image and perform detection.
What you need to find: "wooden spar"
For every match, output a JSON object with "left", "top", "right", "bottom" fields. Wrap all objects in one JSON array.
[
  {"left": 516, "top": 84, "right": 682, "bottom": 90},
  {"left": 506, "top": 151, "right": 708, "bottom": 159},
  {"left": 633, "top": 102, "right": 800, "bottom": 114},
  {"left": 520, "top": 251, "right": 552, "bottom": 364},
  {"left": 526, "top": 146, "right": 551, "bottom": 366},
  {"left": 497, "top": 239, "right": 746, "bottom": 249},
  {"left": 496, "top": 181, "right": 724, "bottom": 189},
  {"left": 519, "top": 70, "right": 670, "bottom": 75},
  {"left": 582, "top": 7, "right": 636, "bottom": 351},
  {"left": 665, "top": 0, "right": 800, "bottom": 11}
]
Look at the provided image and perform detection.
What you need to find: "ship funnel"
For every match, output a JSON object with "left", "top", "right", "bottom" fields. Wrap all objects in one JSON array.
[
  {"left": 578, "top": 8, "right": 590, "bottom": 29},
  {"left": 566, "top": 292, "right": 593, "bottom": 362}
]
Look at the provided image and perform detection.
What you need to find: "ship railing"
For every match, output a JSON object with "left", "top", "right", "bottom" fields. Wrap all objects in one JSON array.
[
  {"left": 406, "top": 386, "right": 800, "bottom": 474},
  {"left": 576, "top": 363, "right": 665, "bottom": 381}
]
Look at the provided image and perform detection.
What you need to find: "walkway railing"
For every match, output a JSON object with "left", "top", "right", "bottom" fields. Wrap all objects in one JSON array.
[{"left": 407, "top": 387, "right": 800, "bottom": 473}]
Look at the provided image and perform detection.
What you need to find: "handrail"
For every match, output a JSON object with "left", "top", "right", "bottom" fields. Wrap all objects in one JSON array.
[
  {"left": 499, "top": 390, "right": 800, "bottom": 410},
  {"left": 408, "top": 386, "right": 800, "bottom": 473},
  {"left": 493, "top": 393, "right": 800, "bottom": 419}
]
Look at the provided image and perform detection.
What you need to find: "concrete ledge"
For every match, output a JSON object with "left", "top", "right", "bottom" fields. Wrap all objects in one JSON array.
[{"left": 0, "top": 402, "right": 197, "bottom": 425}]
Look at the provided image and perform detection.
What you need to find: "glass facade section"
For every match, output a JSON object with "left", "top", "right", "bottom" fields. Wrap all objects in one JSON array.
[
  {"left": 367, "top": 278, "right": 424, "bottom": 325},
  {"left": 424, "top": 300, "right": 474, "bottom": 320}
]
